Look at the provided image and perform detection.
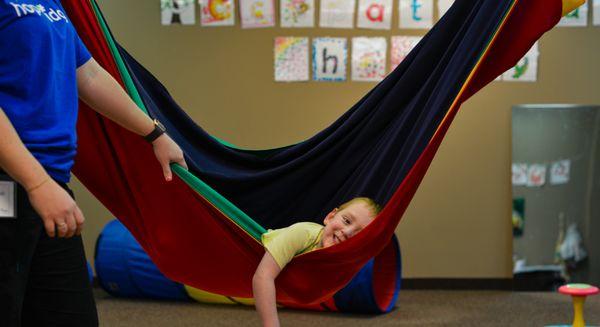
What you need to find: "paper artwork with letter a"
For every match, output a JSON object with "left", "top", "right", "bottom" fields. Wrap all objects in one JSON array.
[
  {"left": 357, "top": 0, "right": 393, "bottom": 30},
  {"left": 352, "top": 37, "right": 387, "bottom": 82},
  {"left": 558, "top": 0, "right": 588, "bottom": 27},
  {"left": 437, "top": 0, "right": 453, "bottom": 19},
  {"left": 390, "top": 36, "right": 421, "bottom": 71},
  {"left": 240, "top": 0, "right": 276, "bottom": 28},
  {"left": 313, "top": 38, "right": 347, "bottom": 82},
  {"left": 281, "top": 0, "right": 315, "bottom": 27},
  {"left": 200, "top": 0, "right": 235, "bottom": 26},
  {"left": 502, "top": 42, "right": 538, "bottom": 82},
  {"left": 319, "top": 0, "right": 356, "bottom": 28},
  {"left": 274, "top": 37, "right": 309, "bottom": 82},
  {"left": 594, "top": 0, "right": 600, "bottom": 25},
  {"left": 161, "top": 0, "right": 196, "bottom": 25},
  {"left": 399, "top": 0, "right": 433, "bottom": 29}
]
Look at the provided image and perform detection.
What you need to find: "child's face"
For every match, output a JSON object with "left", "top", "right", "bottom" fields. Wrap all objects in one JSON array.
[{"left": 320, "top": 201, "right": 375, "bottom": 248}]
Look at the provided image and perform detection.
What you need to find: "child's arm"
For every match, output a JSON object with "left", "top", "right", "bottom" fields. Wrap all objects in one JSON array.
[{"left": 253, "top": 251, "right": 282, "bottom": 327}]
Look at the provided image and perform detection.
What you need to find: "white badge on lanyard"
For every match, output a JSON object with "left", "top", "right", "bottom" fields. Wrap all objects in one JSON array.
[{"left": 0, "top": 180, "right": 16, "bottom": 218}]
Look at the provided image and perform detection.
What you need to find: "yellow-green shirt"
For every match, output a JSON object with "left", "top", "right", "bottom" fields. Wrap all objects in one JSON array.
[{"left": 261, "top": 222, "right": 324, "bottom": 269}]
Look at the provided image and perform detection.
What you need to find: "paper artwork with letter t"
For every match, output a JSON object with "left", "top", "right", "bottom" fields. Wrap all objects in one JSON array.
[
  {"left": 319, "top": 0, "right": 356, "bottom": 28},
  {"left": 199, "top": 0, "right": 235, "bottom": 26},
  {"left": 399, "top": 0, "right": 433, "bottom": 29},
  {"left": 437, "top": 0, "right": 453, "bottom": 19},
  {"left": 313, "top": 38, "right": 347, "bottom": 82},
  {"left": 526, "top": 164, "right": 546, "bottom": 187},
  {"left": 502, "top": 42, "right": 538, "bottom": 82},
  {"left": 390, "top": 36, "right": 421, "bottom": 71},
  {"left": 240, "top": 0, "right": 276, "bottom": 28},
  {"left": 351, "top": 37, "right": 387, "bottom": 82},
  {"left": 161, "top": 0, "right": 196, "bottom": 25},
  {"left": 357, "top": 0, "right": 393, "bottom": 30},
  {"left": 274, "top": 37, "right": 309, "bottom": 82},
  {"left": 281, "top": 0, "right": 315, "bottom": 27},
  {"left": 558, "top": 0, "right": 588, "bottom": 27}
]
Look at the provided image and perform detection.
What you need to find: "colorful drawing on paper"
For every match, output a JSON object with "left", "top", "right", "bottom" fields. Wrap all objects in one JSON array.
[
  {"left": 390, "top": 36, "right": 421, "bottom": 71},
  {"left": 357, "top": 0, "right": 393, "bottom": 30},
  {"left": 502, "top": 42, "right": 538, "bottom": 82},
  {"left": 274, "top": 37, "right": 309, "bottom": 82},
  {"left": 526, "top": 164, "right": 546, "bottom": 187},
  {"left": 550, "top": 159, "right": 571, "bottom": 185},
  {"left": 313, "top": 38, "right": 347, "bottom": 82},
  {"left": 240, "top": 0, "right": 276, "bottom": 28},
  {"left": 558, "top": 0, "right": 589, "bottom": 27},
  {"left": 281, "top": 0, "right": 315, "bottom": 27},
  {"left": 319, "top": 0, "right": 356, "bottom": 28},
  {"left": 399, "top": 0, "right": 433, "bottom": 29},
  {"left": 594, "top": 0, "right": 600, "bottom": 26},
  {"left": 512, "top": 163, "right": 528, "bottom": 186},
  {"left": 437, "top": 0, "right": 453, "bottom": 19},
  {"left": 161, "top": 0, "right": 196, "bottom": 25},
  {"left": 200, "top": 0, "right": 235, "bottom": 26},
  {"left": 351, "top": 37, "right": 387, "bottom": 82}
]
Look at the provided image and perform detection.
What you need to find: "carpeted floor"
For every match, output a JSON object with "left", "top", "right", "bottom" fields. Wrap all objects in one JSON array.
[{"left": 95, "top": 288, "right": 600, "bottom": 326}]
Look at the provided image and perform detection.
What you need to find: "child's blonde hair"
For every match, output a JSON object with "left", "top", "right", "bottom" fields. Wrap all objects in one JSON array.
[{"left": 339, "top": 197, "right": 381, "bottom": 217}]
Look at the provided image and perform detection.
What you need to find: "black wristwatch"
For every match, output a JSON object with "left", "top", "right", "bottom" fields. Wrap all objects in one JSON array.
[{"left": 144, "top": 119, "right": 166, "bottom": 143}]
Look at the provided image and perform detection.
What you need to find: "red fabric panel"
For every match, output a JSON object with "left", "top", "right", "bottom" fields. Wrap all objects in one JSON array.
[{"left": 62, "top": 0, "right": 562, "bottom": 305}]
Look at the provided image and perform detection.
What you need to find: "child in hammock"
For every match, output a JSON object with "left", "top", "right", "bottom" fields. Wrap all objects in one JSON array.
[{"left": 252, "top": 197, "right": 381, "bottom": 327}]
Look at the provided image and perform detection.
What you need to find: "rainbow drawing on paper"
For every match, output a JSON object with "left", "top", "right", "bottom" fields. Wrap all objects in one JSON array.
[{"left": 274, "top": 37, "right": 309, "bottom": 82}]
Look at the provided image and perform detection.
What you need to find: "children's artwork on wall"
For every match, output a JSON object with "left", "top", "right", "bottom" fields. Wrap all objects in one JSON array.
[
  {"left": 280, "top": 0, "right": 315, "bottom": 27},
  {"left": 526, "top": 164, "right": 546, "bottom": 187},
  {"left": 594, "top": 0, "right": 600, "bottom": 25},
  {"left": 200, "top": 0, "right": 235, "bottom": 26},
  {"left": 161, "top": 0, "right": 196, "bottom": 25},
  {"left": 558, "top": 0, "right": 589, "bottom": 27},
  {"left": 274, "top": 37, "right": 310, "bottom": 82},
  {"left": 502, "top": 42, "right": 539, "bottom": 82},
  {"left": 240, "top": 0, "right": 276, "bottom": 28},
  {"left": 319, "top": 0, "right": 357, "bottom": 28},
  {"left": 399, "top": 0, "right": 433, "bottom": 29},
  {"left": 437, "top": 0, "right": 453, "bottom": 19},
  {"left": 390, "top": 36, "right": 421, "bottom": 71},
  {"left": 351, "top": 37, "right": 387, "bottom": 82},
  {"left": 512, "top": 163, "right": 528, "bottom": 186},
  {"left": 357, "top": 0, "right": 393, "bottom": 30},
  {"left": 550, "top": 159, "right": 571, "bottom": 185},
  {"left": 312, "top": 38, "right": 348, "bottom": 81}
]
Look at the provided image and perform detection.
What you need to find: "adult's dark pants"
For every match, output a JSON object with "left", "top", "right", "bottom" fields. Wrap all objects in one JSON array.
[{"left": 0, "top": 173, "right": 98, "bottom": 327}]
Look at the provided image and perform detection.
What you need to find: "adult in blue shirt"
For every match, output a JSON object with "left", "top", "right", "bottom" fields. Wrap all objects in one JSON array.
[{"left": 0, "top": 1, "right": 187, "bottom": 326}]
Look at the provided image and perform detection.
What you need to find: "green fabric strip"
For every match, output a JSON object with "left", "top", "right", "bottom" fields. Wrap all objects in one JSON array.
[{"left": 89, "top": 0, "right": 266, "bottom": 240}]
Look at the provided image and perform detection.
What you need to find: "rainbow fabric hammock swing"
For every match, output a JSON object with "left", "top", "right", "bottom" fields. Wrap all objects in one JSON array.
[{"left": 63, "top": 0, "right": 570, "bottom": 309}]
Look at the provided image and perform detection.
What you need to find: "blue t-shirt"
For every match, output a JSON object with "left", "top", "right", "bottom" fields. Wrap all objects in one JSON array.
[{"left": 0, "top": 0, "right": 91, "bottom": 183}]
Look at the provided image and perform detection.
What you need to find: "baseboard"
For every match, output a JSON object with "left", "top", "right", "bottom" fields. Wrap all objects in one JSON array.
[{"left": 401, "top": 278, "right": 513, "bottom": 290}]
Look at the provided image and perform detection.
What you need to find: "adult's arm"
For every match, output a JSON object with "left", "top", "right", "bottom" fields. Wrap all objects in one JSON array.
[
  {"left": 76, "top": 58, "right": 187, "bottom": 181},
  {"left": 253, "top": 251, "right": 283, "bottom": 327},
  {"left": 0, "top": 108, "right": 83, "bottom": 238}
]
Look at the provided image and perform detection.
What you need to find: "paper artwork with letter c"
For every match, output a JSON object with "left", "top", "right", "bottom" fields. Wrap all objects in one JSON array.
[{"left": 200, "top": 0, "right": 235, "bottom": 26}]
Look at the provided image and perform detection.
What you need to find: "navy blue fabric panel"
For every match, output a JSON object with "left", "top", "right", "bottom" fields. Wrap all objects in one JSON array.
[{"left": 118, "top": 0, "right": 511, "bottom": 229}]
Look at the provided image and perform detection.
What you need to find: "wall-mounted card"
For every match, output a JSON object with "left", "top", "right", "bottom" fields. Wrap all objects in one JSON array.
[
  {"left": 320, "top": 0, "right": 356, "bottom": 28},
  {"left": 313, "top": 37, "right": 348, "bottom": 81},
  {"left": 390, "top": 35, "right": 421, "bottom": 71},
  {"left": 200, "top": 0, "right": 236, "bottom": 26},
  {"left": 0, "top": 180, "right": 16, "bottom": 219},
  {"left": 240, "top": 0, "right": 276, "bottom": 28},
  {"left": 502, "top": 42, "right": 539, "bottom": 82},
  {"left": 351, "top": 37, "right": 387, "bottom": 82},
  {"left": 594, "top": 0, "right": 600, "bottom": 25},
  {"left": 399, "top": 0, "right": 433, "bottom": 29},
  {"left": 275, "top": 37, "right": 310, "bottom": 82},
  {"left": 281, "top": 0, "right": 315, "bottom": 27},
  {"left": 550, "top": 159, "right": 571, "bottom": 185},
  {"left": 437, "top": 0, "right": 453, "bottom": 19},
  {"left": 161, "top": 0, "right": 196, "bottom": 25},
  {"left": 357, "top": 0, "right": 393, "bottom": 30},
  {"left": 558, "top": 0, "right": 589, "bottom": 27}
]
